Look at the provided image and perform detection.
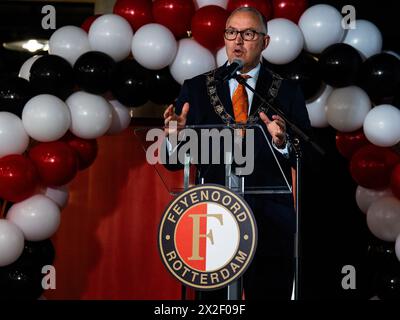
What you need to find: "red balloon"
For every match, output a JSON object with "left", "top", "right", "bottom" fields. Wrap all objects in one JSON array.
[
  {"left": 113, "top": 0, "right": 153, "bottom": 31},
  {"left": 191, "top": 6, "right": 229, "bottom": 52},
  {"left": 227, "top": 0, "right": 273, "bottom": 20},
  {"left": 391, "top": 164, "right": 400, "bottom": 200},
  {"left": 81, "top": 14, "right": 102, "bottom": 33},
  {"left": 152, "top": 0, "right": 196, "bottom": 39},
  {"left": 349, "top": 145, "right": 400, "bottom": 190},
  {"left": 0, "top": 155, "right": 39, "bottom": 203},
  {"left": 272, "top": 0, "right": 308, "bottom": 23},
  {"left": 28, "top": 142, "right": 79, "bottom": 187},
  {"left": 61, "top": 132, "right": 98, "bottom": 170},
  {"left": 336, "top": 130, "right": 369, "bottom": 159}
]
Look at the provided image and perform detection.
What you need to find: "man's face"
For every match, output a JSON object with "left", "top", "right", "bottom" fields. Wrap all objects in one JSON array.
[{"left": 224, "top": 11, "right": 269, "bottom": 73}]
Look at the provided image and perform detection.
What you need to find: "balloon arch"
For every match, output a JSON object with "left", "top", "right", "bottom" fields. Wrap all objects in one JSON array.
[{"left": 0, "top": 0, "right": 399, "bottom": 299}]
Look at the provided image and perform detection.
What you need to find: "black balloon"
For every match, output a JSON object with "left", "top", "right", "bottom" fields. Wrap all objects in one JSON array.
[
  {"left": 29, "top": 54, "right": 74, "bottom": 99},
  {"left": 0, "top": 265, "right": 44, "bottom": 300},
  {"left": 0, "top": 76, "right": 33, "bottom": 117},
  {"left": 146, "top": 68, "right": 181, "bottom": 105},
  {"left": 20, "top": 240, "right": 56, "bottom": 268},
  {"left": 74, "top": 51, "right": 115, "bottom": 94},
  {"left": 0, "top": 240, "right": 54, "bottom": 299},
  {"left": 366, "top": 239, "right": 397, "bottom": 265},
  {"left": 391, "top": 85, "right": 400, "bottom": 109},
  {"left": 357, "top": 53, "right": 400, "bottom": 104},
  {"left": 110, "top": 59, "right": 149, "bottom": 107},
  {"left": 264, "top": 51, "right": 323, "bottom": 100},
  {"left": 374, "top": 267, "right": 400, "bottom": 300},
  {"left": 366, "top": 237, "right": 400, "bottom": 300},
  {"left": 319, "top": 43, "right": 362, "bottom": 88}
]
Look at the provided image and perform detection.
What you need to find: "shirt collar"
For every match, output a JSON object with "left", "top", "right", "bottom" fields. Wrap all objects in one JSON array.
[
  {"left": 226, "top": 61, "right": 261, "bottom": 80},
  {"left": 239, "top": 63, "right": 261, "bottom": 80}
]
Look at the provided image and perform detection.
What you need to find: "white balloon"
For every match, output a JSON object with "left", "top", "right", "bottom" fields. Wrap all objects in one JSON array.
[
  {"left": 42, "top": 185, "right": 69, "bottom": 209},
  {"left": 132, "top": 23, "right": 177, "bottom": 70},
  {"left": 326, "top": 86, "right": 371, "bottom": 132},
  {"left": 170, "top": 39, "right": 216, "bottom": 85},
  {"left": 0, "top": 112, "right": 29, "bottom": 158},
  {"left": 356, "top": 186, "right": 393, "bottom": 214},
  {"left": 298, "top": 4, "right": 345, "bottom": 54},
  {"left": 306, "top": 85, "right": 332, "bottom": 128},
  {"left": 107, "top": 100, "right": 131, "bottom": 135},
  {"left": 0, "top": 220, "right": 24, "bottom": 267},
  {"left": 363, "top": 104, "right": 400, "bottom": 147},
  {"left": 396, "top": 234, "right": 400, "bottom": 262},
  {"left": 49, "top": 26, "right": 91, "bottom": 66},
  {"left": 216, "top": 47, "right": 228, "bottom": 67},
  {"left": 66, "top": 91, "right": 112, "bottom": 139},
  {"left": 195, "top": 0, "right": 228, "bottom": 9},
  {"left": 88, "top": 14, "right": 133, "bottom": 62},
  {"left": 343, "top": 20, "right": 382, "bottom": 59},
  {"left": 367, "top": 196, "right": 400, "bottom": 242},
  {"left": 262, "top": 18, "right": 304, "bottom": 64},
  {"left": 18, "top": 55, "right": 42, "bottom": 80},
  {"left": 22, "top": 94, "right": 71, "bottom": 142},
  {"left": 7, "top": 194, "right": 61, "bottom": 242}
]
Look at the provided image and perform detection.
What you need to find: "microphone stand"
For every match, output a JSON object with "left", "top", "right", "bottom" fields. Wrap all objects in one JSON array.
[
  {"left": 235, "top": 75, "right": 325, "bottom": 156},
  {"left": 234, "top": 74, "right": 325, "bottom": 301}
]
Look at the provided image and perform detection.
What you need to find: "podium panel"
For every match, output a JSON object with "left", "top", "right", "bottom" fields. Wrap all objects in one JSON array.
[{"left": 134, "top": 123, "right": 293, "bottom": 196}]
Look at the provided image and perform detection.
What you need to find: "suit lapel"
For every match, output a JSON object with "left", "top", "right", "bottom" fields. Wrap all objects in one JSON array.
[
  {"left": 250, "top": 64, "right": 273, "bottom": 115},
  {"left": 214, "top": 64, "right": 234, "bottom": 119},
  {"left": 216, "top": 80, "right": 234, "bottom": 118}
]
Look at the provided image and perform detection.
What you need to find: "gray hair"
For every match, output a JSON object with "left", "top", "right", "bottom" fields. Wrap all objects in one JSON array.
[{"left": 227, "top": 7, "right": 268, "bottom": 34}]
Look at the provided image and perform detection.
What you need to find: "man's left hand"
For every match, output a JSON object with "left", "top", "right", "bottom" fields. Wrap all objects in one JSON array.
[{"left": 259, "top": 112, "right": 286, "bottom": 148}]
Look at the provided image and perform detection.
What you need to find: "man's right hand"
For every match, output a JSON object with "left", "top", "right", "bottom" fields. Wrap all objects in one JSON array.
[{"left": 163, "top": 102, "right": 190, "bottom": 136}]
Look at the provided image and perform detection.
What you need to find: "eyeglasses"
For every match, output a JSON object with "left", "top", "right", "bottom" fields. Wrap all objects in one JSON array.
[{"left": 224, "top": 28, "right": 266, "bottom": 41}]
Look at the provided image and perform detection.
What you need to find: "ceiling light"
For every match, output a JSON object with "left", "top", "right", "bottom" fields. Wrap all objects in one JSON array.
[{"left": 3, "top": 39, "right": 49, "bottom": 53}]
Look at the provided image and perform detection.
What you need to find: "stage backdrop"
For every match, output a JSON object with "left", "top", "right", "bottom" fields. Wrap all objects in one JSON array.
[{"left": 44, "top": 124, "right": 183, "bottom": 299}]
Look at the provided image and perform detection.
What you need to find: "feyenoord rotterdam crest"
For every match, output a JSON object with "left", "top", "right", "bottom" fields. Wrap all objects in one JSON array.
[{"left": 158, "top": 184, "right": 258, "bottom": 290}]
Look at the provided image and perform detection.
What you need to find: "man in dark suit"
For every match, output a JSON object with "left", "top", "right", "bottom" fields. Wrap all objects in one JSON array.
[{"left": 163, "top": 7, "right": 311, "bottom": 300}]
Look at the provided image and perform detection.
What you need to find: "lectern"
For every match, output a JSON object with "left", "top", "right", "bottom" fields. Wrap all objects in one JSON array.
[{"left": 135, "top": 123, "right": 300, "bottom": 300}]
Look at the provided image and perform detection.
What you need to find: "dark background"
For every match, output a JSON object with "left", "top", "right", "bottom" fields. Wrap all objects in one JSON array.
[
  {"left": 0, "top": 0, "right": 398, "bottom": 299},
  {"left": 0, "top": 0, "right": 398, "bottom": 75},
  {"left": 309, "top": 0, "right": 399, "bottom": 53},
  {"left": 0, "top": 1, "right": 94, "bottom": 75},
  {"left": 301, "top": 0, "right": 399, "bottom": 300}
]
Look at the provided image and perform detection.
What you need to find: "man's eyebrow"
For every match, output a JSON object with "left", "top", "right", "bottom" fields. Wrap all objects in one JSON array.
[{"left": 226, "top": 26, "right": 252, "bottom": 29}]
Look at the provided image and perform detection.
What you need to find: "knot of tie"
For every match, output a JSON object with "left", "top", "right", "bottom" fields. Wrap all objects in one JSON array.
[
  {"left": 232, "top": 74, "right": 251, "bottom": 125},
  {"left": 239, "top": 74, "right": 251, "bottom": 81}
]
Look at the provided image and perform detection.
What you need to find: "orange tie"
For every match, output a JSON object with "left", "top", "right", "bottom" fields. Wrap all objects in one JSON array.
[{"left": 232, "top": 75, "right": 251, "bottom": 124}]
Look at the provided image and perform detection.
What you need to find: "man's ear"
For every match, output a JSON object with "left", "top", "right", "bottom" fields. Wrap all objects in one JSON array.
[{"left": 263, "top": 35, "right": 270, "bottom": 50}]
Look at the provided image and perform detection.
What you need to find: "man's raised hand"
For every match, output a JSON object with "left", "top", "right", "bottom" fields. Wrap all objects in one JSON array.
[
  {"left": 259, "top": 112, "right": 287, "bottom": 148},
  {"left": 163, "top": 102, "right": 190, "bottom": 135}
]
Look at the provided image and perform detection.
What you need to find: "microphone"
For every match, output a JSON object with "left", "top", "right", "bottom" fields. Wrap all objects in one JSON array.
[{"left": 216, "top": 59, "right": 244, "bottom": 82}]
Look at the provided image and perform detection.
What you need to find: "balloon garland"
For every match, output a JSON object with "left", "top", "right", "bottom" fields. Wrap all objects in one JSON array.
[{"left": 0, "top": 0, "right": 399, "bottom": 299}]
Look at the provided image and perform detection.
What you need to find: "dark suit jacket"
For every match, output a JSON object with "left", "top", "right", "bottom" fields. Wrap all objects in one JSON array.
[{"left": 173, "top": 63, "right": 311, "bottom": 257}]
